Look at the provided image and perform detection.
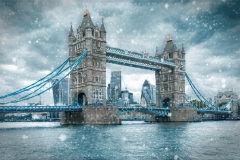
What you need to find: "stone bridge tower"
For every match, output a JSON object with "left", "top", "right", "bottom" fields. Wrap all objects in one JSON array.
[
  {"left": 68, "top": 9, "right": 107, "bottom": 106},
  {"left": 155, "top": 37, "right": 186, "bottom": 108},
  {"left": 214, "top": 91, "right": 239, "bottom": 118}
]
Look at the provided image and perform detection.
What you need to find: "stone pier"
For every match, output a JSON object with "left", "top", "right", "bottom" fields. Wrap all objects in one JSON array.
[
  {"left": 60, "top": 106, "right": 121, "bottom": 125},
  {"left": 170, "top": 108, "right": 199, "bottom": 122}
]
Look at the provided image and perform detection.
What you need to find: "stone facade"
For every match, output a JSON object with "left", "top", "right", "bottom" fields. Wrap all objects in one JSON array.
[
  {"left": 170, "top": 108, "right": 199, "bottom": 122},
  {"left": 155, "top": 37, "right": 186, "bottom": 108},
  {"left": 214, "top": 91, "right": 239, "bottom": 118},
  {"left": 60, "top": 106, "right": 120, "bottom": 125},
  {"left": 68, "top": 10, "right": 107, "bottom": 106}
]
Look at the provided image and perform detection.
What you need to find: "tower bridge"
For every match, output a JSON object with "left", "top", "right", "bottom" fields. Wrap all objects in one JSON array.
[{"left": 0, "top": 9, "right": 238, "bottom": 124}]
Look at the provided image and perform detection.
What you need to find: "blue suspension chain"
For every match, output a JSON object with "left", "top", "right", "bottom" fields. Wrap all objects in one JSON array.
[
  {"left": 0, "top": 57, "right": 70, "bottom": 99},
  {"left": 185, "top": 73, "right": 214, "bottom": 107},
  {"left": 0, "top": 51, "right": 87, "bottom": 104}
]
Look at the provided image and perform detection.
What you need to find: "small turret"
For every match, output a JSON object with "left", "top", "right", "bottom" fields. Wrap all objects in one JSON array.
[
  {"left": 68, "top": 23, "right": 75, "bottom": 44},
  {"left": 181, "top": 44, "right": 185, "bottom": 53},
  {"left": 155, "top": 46, "right": 160, "bottom": 58},
  {"left": 68, "top": 23, "right": 74, "bottom": 37},
  {"left": 100, "top": 17, "right": 106, "bottom": 40},
  {"left": 100, "top": 17, "right": 106, "bottom": 32}
]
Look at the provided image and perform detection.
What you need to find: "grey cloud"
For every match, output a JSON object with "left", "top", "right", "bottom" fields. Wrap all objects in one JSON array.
[{"left": 0, "top": 0, "right": 240, "bottom": 103}]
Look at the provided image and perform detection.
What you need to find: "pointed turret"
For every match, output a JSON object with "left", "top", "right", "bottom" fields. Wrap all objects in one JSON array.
[
  {"left": 164, "top": 36, "right": 177, "bottom": 58},
  {"left": 81, "top": 9, "right": 94, "bottom": 31},
  {"left": 100, "top": 17, "right": 106, "bottom": 40},
  {"left": 68, "top": 23, "right": 74, "bottom": 37},
  {"left": 155, "top": 47, "right": 159, "bottom": 57},
  {"left": 181, "top": 44, "right": 185, "bottom": 53},
  {"left": 68, "top": 23, "right": 75, "bottom": 44},
  {"left": 100, "top": 17, "right": 106, "bottom": 33}
]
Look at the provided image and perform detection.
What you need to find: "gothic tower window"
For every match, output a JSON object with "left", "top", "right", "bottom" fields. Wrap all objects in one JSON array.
[{"left": 163, "top": 84, "right": 168, "bottom": 91}]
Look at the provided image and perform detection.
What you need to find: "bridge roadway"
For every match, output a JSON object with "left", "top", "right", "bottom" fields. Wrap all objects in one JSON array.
[
  {"left": 106, "top": 46, "right": 176, "bottom": 70},
  {"left": 0, "top": 106, "right": 232, "bottom": 115}
]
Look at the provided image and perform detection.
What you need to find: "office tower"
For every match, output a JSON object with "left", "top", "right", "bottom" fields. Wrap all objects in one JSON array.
[
  {"left": 141, "top": 80, "right": 156, "bottom": 107},
  {"left": 108, "top": 71, "right": 121, "bottom": 101}
]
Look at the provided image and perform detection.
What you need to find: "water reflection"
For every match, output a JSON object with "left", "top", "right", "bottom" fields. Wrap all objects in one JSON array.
[{"left": 0, "top": 121, "right": 239, "bottom": 159}]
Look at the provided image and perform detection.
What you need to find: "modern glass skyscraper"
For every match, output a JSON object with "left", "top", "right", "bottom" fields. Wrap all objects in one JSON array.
[
  {"left": 141, "top": 80, "right": 156, "bottom": 107},
  {"left": 107, "top": 71, "right": 121, "bottom": 102},
  {"left": 51, "top": 78, "right": 69, "bottom": 105}
]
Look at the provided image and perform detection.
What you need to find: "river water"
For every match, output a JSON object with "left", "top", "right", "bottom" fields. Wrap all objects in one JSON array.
[{"left": 0, "top": 121, "right": 239, "bottom": 160}]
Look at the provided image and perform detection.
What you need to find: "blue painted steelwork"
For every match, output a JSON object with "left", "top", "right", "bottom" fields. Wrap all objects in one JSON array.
[
  {"left": 185, "top": 73, "right": 214, "bottom": 107},
  {"left": 185, "top": 73, "right": 232, "bottom": 112},
  {"left": 106, "top": 56, "right": 162, "bottom": 70},
  {"left": 197, "top": 109, "right": 232, "bottom": 115},
  {"left": 118, "top": 107, "right": 170, "bottom": 116},
  {"left": 0, "top": 58, "right": 70, "bottom": 99},
  {"left": 106, "top": 46, "right": 175, "bottom": 70},
  {"left": 0, "top": 106, "right": 82, "bottom": 112},
  {"left": 0, "top": 50, "right": 88, "bottom": 104},
  {"left": 0, "top": 105, "right": 232, "bottom": 116}
]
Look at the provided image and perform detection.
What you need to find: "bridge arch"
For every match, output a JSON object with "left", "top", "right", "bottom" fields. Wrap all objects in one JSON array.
[
  {"left": 163, "top": 98, "right": 170, "bottom": 108},
  {"left": 78, "top": 93, "right": 87, "bottom": 106}
]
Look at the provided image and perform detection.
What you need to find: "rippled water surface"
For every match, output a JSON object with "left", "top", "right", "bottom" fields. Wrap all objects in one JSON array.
[{"left": 0, "top": 121, "right": 239, "bottom": 160}]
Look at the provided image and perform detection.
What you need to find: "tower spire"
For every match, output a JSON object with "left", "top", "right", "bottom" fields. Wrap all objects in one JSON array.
[
  {"left": 68, "top": 22, "right": 74, "bottom": 37},
  {"left": 100, "top": 17, "right": 106, "bottom": 32},
  {"left": 182, "top": 44, "right": 185, "bottom": 53}
]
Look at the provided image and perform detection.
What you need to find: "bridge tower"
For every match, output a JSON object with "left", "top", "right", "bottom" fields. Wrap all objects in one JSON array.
[
  {"left": 155, "top": 37, "right": 186, "bottom": 108},
  {"left": 214, "top": 91, "right": 239, "bottom": 119},
  {"left": 68, "top": 9, "right": 107, "bottom": 106}
]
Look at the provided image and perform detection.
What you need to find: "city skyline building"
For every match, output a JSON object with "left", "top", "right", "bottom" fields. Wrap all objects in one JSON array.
[
  {"left": 51, "top": 78, "right": 69, "bottom": 118},
  {"left": 140, "top": 80, "right": 156, "bottom": 107},
  {"left": 107, "top": 71, "right": 121, "bottom": 102},
  {"left": 51, "top": 78, "right": 69, "bottom": 105}
]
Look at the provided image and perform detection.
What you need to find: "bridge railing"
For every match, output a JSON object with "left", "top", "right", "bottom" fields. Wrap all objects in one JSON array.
[
  {"left": 118, "top": 107, "right": 170, "bottom": 116},
  {"left": 0, "top": 106, "right": 82, "bottom": 112}
]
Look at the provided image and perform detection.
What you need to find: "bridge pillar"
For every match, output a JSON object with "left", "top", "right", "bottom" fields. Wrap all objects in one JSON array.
[
  {"left": 155, "top": 37, "right": 186, "bottom": 108},
  {"left": 60, "top": 106, "right": 121, "bottom": 125},
  {"left": 170, "top": 108, "right": 198, "bottom": 122}
]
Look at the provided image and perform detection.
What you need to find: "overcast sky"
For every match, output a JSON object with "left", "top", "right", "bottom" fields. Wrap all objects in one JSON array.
[{"left": 0, "top": 0, "right": 240, "bottom": 105}]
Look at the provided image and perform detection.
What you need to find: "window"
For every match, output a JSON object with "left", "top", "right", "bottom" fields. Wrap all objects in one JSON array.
[
  {"left": 95, "top": 32, "right": 99, "bottom": 37},
  {"left": 96, "top": 77, "right": 98, "bottom": 82}
]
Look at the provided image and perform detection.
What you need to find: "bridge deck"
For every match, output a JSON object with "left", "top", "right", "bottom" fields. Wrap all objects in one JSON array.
[
  {"left": 106, "top": 46, "right": 175, "bottom": 70},
  {"left": 0, "top": 106, "right": 82, "bottom": 112},
  {"left": 0, "top": 106, "right": 232, "bottom": 115}
]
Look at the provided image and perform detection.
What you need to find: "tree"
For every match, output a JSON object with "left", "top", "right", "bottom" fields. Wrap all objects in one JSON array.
[{"left": 190, "top": 100, "right": 206, "bottom": 108}]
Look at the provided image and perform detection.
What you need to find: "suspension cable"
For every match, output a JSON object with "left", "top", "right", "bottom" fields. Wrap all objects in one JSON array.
[
  {"left": 0, "top": 57, "right": 70, "bottom": 99},
  {"left": 0, "top": 51, "right": 87, "bottom": 104}
]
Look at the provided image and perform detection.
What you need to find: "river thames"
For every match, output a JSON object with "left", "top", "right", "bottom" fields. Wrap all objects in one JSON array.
[{"left": 0, "top": 121, "right": 239, "bottom": 160}]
